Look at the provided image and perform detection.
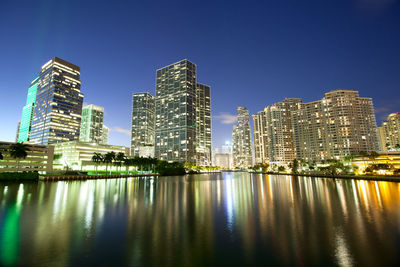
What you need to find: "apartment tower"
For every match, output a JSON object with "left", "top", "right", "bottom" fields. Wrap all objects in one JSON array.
[
  {"left": 79, "top": 104, "right": 104, "bottom": 143},
  {"left": 232, "top": 106, "right": 253, "bottom": 168}
]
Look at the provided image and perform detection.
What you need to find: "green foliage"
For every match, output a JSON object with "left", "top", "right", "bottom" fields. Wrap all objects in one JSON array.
[
  {"left": 289, "top": 159, "right": 298, "bottom": 174},
  {"left": 0, "top": 151, "right": 4, "bottom": 160},
  {"left": 278, "top": 166, "right": 285, "bottom": 172},
  {"left": 155, "top": 161, "right": 186, "bottom": 176},
  {"left": 9, "top": 142, "right": 29, "bottom": 159},
  {"left": 251, "top": 163, "right": 269, "bottom": 173},
  {"left": 0, "top": 172, "right": 39, "bottom": 180}
]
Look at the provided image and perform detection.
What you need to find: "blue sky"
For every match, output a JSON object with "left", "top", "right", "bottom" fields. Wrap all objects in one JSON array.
[{"left": 0, "top": 0, "right": 399, "bottom": 148}]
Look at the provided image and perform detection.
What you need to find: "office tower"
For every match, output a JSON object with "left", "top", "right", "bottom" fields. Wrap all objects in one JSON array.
[
  {"left": 378, "top": 113, "right": 400, "bottom": 151},
  {"left": 30, "top": 57, "right": 84, "bottom": 145},
  {"left": 292, "top": 89, "right": 379, "bottom": 161},
  {"left": 232, "top": 106, "right": 252, "bottom": 168},
  {"left": 131, "top": 92, "right": 155, "bottom": 157},
  {"left": 102, "top": 125, "right": 109, "bottom": 145},
  {"left": 252, "top": 110, "right": 268, "bottom": 164},
  {"left": 79, "top": 104, "right": 104, "bottom": 143},
  {"left": 196, "top": 83, "right": 212, "bottom": 165},
  {"left": 18, "top": 77, "right": 39, "bottom": 142},
  {"left": 155, "top": 59, "right": 211, "bottom": 164},
  {"left": 16, "top": 122, "right": 21, "bottom": 142}
]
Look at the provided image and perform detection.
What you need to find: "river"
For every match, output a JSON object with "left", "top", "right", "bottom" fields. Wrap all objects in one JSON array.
[{"left": 0, "top": 172, "right": 400, "bottom": 266}]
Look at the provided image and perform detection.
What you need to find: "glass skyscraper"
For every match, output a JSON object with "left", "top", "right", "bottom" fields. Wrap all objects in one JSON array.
[
  {"left": 79, "top": 104, "right": 104, "bottom": 143},
  {"left": 30, "top": 57, "right": 84, "bottom": 145},
  {"left": 131, "top": 92, "right": 155, "bottom": 157},
  {"left": 154, "top": 59, "right": 211, "bottom": 164},
  {"left": 18, "top": 77, "right": 39, "bottom": 142}
]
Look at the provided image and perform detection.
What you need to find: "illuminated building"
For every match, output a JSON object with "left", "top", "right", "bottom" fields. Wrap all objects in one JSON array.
[
  {"left": 18, "top": 77, "right": 39, "bottom": 142},
  {"left": 30, "top": 57, "right": 84, "bottom": 145},
  {"left": 378, "top": 113, "right": 400, "bottom": 151},
  {"left": 292, "top": 89, "right": 379, "bottom": 161},
  {"left": 102, "top": 125, "right": 109, "bottom": 144},
  {"left": 196, "top": 83, "right": 212, "bottom": 165},
  {"left": 79, "top": 104, "right": 104, "bottom": 144},
  {"left": 252, "top": 110, "right": 268, "bottom": 164},
  {"left": 232, "top": 106, "right": 252, "bottom": 168},
  {"left": 155, "top": 59, "right": 211, "bottom": 164},
  {"left": 0, "top": 141, "right": 54, "bottom": 173},
  {"left": 131, "top": 92, "right": 155, "bottom": 157},
  {"left": 352, "top": 151, "right": 400, "bottom": 173},
  {"left": 215, "top": 153, "right": 231, "bottom": 169},
  {"left": 53, "top": 141, "right": 130, "bottom": 170}
]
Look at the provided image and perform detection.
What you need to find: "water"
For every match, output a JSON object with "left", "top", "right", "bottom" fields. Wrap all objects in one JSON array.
[{"left": 0, "top": 172, "right": 400, "bottom": 266}]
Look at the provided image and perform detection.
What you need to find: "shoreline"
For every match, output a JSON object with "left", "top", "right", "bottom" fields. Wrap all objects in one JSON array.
[{"left": 251, "top": 172, "right": 400, "bottom": 182}]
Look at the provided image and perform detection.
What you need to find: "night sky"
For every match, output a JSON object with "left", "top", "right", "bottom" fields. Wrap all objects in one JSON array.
[{"left": 1, "top": 0, "right": 399, "bottom": 148}]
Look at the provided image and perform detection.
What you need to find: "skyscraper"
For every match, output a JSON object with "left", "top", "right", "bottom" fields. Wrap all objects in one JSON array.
[
  {"left": 232, "top": 106, "right": 252, "bottom": 168},
  {"left": 79, "top": 104, "right": 104, "bottom": 143},
  {"left": 292, "top": 89, "right": 379, "bottom": 161},
  {"left": 30, "top": 57, "right": 83, "bottom": 145},
  {"left": 196, "top": 83, "right": 212, "bottom": 165},
  {"left": 252, "top": 110, "right": 268, "bottom": 164},
  {"left": 102, "top": 125, "right": 109, "bottom": 145},
  {"left": 377, "top": 113, "right": 400, "bottom": 151},
  {"left": 131, "top": 92, "right": 155, "bottom": 157},
  {"left": 18, "top": 77, "right": 39, "bottom": 142},
  {"left": 155, "top": 59, "right": 211, "bottom": 164}
]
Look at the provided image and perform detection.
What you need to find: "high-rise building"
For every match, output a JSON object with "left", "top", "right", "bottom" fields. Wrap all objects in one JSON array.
[
  {"left": 131, "top": 92, "right": 155, "bottom": 157},
  {"left": 79, "top": 104, "right": 104, "bottom": 143},
  {"left": 30, "top": 57, "right": 84, "bottom": 145},
  {"left": 232, "top": 106, "right": 252, "bottom": 168},
  {"left": 102, "top": 125, "right": 109, "bottom": 145},
  {"left": 378, "top": 113, "right": 400, "bottom": 151},
  {"left": 252, "top": 110, "right": 268, "bottom": 164},
  {"left": 196, "top": 83, "right": 212, "bottom": 165},
  {"left": 154, "top": 59, "right": 211, "bottom": 164},
  {"left": 18, "top": 77, "right": 39, "bottom": 142},
  {"left": 15, "top": 121, "right": 21, "bottom": 142},
  {"left": 292, "top": 89, "right": 379, "bottom": 161}
]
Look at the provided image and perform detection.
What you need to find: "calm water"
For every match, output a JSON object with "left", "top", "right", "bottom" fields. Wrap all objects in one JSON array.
[{"left": 0, "top": 173, "right": 400, "bottom": 266}]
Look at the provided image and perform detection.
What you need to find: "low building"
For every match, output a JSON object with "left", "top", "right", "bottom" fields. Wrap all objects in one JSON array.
[
  {"left": 53, "top": 141, "right": 130, "bottom": 171},
  {"left": 352, "top": 152, "right": 400, "bottom": 174},
  {"left": 214, "top": 153, "right": 232, "bottom": 169},
  {"left": 0, "top": 141, "right": 54, "bottom": 173}
]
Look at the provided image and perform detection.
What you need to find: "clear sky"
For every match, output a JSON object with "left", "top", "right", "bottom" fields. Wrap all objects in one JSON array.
[{"left": 1, "top": 0, "right": 399, "bottom": 148}]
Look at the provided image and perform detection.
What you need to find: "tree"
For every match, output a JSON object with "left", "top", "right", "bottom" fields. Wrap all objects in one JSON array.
[
  {"left": 0, "top": 151, "right": 3, "bottom": 160},
  {"left": 368, "top": 151, "right": 379, "bottom": 165},
  {"left": 103, "top": 151, "right": 116, "bottom": 174},
  {"left": 278, "top": 166, "right": 285, "bottom": 172},
  {"left": 9, "top": 142, "right": 30, "bottom": 170},
  {"left": 290, "top": 159, "right": 299, "bottom": 174},
  {"left": 395, "top": 144, "right": 400, "bottom": 151},
  {"left": 91, "top": 152, "right": 103, "bottom": 174},
  {"left": 115, "top": 152, "right": 125, "bottom": 174}
]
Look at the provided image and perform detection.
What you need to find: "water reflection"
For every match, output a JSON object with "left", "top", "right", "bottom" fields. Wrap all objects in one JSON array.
[{"left": 0, "top": 173, "right": 400, "bottom": 266}]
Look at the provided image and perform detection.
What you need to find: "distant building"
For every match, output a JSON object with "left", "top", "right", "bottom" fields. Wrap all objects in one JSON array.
[
  {"left": 79, "top": 104, "right": 104, "bottom": 143},
  {"left": 131, "top": 92, "right": 155, "bottom": 157},
  {"left": 30, "top": 57, "right": 84, "bottom": 145},
  {"left": 102, "top": 125, "right": 109, "bottom": 145},
  {"left": 378, "top": 113, "right": 400, "bottom": 151},
  {"left": 154, "top": 59, "right": 211, "bottom": 164},
  {"left": 53, "top": 141, "right": 129, "bottom": 171},
  {"left": 18, "top": 77, "right": 40, "bottom": 142},
  {"left": 252, "top": 110, "right": 268, "bottom": 164},
  {"left": 15, "top": 121, "right": 21, "bottom": 142},
  {"left": 215, "top": 154, "right": 231, "bottom": 169},
  {"left": 292, "top": 89, "right": 379, "bottom": 161},
  {"left": 0, "top": 141, "right": 54, "bottom": 173},
  {"left": 232, "top": 106, "right": 252, "bottom": 168}
]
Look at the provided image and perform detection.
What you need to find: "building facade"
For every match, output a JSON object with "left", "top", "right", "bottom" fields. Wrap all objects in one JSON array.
[
  {"left": 53, "top": 141, "right": 129, "bottom": 171},
  {"left": 0, "top": 141, "right": 54, "bottom": 173},
  {"left": 196, "top": 83, "right": 212, "bottom": 165},
  {"left": 252, "top": 110, "right": 268, "bottom": 164},
  {"left": 131, "top": 92, "right": 155, "bottom": 157},
  {"left": 154, "top": 59, "right": 211, "bottom": 164},
  {"left": 79, "top": 104, "right": 104, "bottom": 143},
  {"left": 102, "top": 125, "right": 109, "bottom": 145},
  {"left": 232, "top": 106, "right": 253, "bottom": 168},
  {"left": 18, "top": 77, "right": 40, "bottom": 142},
  {"left": 30, "top": 57, "right": 84, "bottom": 145},
  {"left": 292, "top": 89, "right": 379, "bottom": 161},
  {"left": 378, "top": 113, "right": 400, "bottom": 151}
]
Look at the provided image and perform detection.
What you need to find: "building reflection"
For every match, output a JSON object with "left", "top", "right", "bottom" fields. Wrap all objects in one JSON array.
[{"left": 0, "top": 174, "right": 400, "bottom": 266}]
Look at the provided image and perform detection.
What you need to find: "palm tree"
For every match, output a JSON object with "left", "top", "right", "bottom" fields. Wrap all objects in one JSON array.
[
  {"left": 116, "top": 152, "right": 125, "bottom": 174},
  {"left": 0, "top": 151, "right": 3, "bottom": 160},
  {"left": 9, "top": 142, "right": 30, "bottom": 170},
  {"left": 103, "top": 152, "right": 115, "bottom": 174},
  {"left": 91, "top": 153, "right": 103, "bottom": 174}
]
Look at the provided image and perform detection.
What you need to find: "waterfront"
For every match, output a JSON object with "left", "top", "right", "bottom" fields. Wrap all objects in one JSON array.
[{"left": 1, "top": 173, "right": 400, "bottom": 266}]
